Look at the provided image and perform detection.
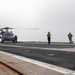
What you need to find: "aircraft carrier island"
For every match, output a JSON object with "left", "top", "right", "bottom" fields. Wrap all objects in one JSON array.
[{"left": 0, "top": 42, "right": 75, "bottom": 75}]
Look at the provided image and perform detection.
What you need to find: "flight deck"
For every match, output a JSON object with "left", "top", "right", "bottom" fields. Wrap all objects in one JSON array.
[{"left": 0, "top": 42, "right": 75, "bottom": 71}]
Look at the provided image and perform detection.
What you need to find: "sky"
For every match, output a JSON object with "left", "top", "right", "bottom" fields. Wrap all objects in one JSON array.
[{"left": 0, "top": 0, "right": 75, "bottom": 42}]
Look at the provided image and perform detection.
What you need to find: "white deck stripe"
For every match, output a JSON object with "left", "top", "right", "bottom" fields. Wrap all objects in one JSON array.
[{"left": 0, "top": 44, "right": 75, "bottom": 52}]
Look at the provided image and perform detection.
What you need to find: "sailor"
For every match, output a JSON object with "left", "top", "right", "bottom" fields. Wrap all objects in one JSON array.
[
  {"left": 47, "top": 32, "right": 51, "bottom": 44},
  {"left": 68, "top": 32, "right": 73, "bottom": 44}
]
